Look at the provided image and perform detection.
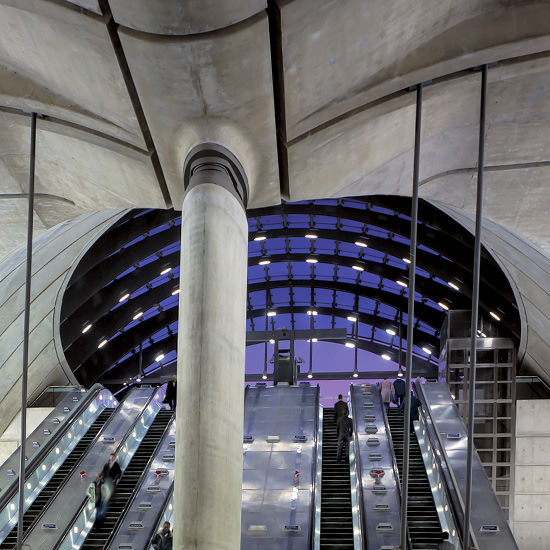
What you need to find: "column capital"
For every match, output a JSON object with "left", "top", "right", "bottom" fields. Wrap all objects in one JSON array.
[{"left": 183, "top": 142, "right": 249, "bottom": 208}]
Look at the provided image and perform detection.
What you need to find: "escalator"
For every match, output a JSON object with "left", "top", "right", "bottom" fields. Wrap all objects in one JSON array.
[
  {"left": 386, "top": 408, "right": 441, "bottom": 549},
  {"left": 320, "top": 408, "right": 354, "bottom": 549},
  {"left": 79, "top": 409, "right": 174, "bottom": 550},
  {"left": 0, "top": 407, "right": 115, "bottom": 549}
]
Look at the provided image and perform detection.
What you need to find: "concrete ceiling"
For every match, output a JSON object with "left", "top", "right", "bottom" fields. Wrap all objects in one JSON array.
[{"left": 1, "top": 0, "right": 550, "bottom": 262}]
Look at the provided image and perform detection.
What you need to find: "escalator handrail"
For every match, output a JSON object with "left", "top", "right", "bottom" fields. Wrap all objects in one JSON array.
[
  {"left": 0, "top": 390, "right": 117, "bottom": 545},
  {"left": 0, "top": 383, "right": 106, "bottom": 512},
  {"left": 101, "top": 412, "right": 175, "bottom": 550},
  {"left": 416, "top": 382, "right": 479, "bottom": 550},
  {"left": 379, "top": 385, "right": 413, "bottom": 550},
  {"left": 349, "top": 385, "right": 365, "bottom": 550},
  {"left": 49, "top": 390, "right": 160, "bottom": 550},
  {"left": 308, "top": 384, "right": 320, "bottom": 550}
]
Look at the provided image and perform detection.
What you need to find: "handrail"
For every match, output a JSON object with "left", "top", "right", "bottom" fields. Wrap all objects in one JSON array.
[
  {"left": 416, "top": 383, "right": 479, "bottom": 550},
  {"left": 308, "top": 384, "right": 320, "bottom": 550},
  {"left": 348, "top": 385, "right": 364, "bottom": 550},
  {"left": 379, "top": 386, "right": 413, "bottom": 550},
  {"left": 0, "top": 384, "right": 106, "bottom": 511},
  {"left": 52, "top": 386, "right": 159, "bottom": 550},
  {"left": 312, "top": 399, "right": 322, "bottom": 550}
]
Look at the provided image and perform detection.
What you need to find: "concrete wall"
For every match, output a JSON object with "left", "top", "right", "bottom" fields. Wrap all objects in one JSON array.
[
  {"left": 514, "top": 400, "right": 550, "bottom": 549},
  {"left": 433, "top": 202, "right": 550, "bottom": 388},
  {"left": 0, "top": 209, "right": 126, "bottom": 437},
  {"left": 0, "top": 407, "right": 52, "bottom": 466}
]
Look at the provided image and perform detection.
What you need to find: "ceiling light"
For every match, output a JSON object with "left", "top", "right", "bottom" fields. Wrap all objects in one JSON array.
[
  {"left": 345, "top": 342, "right": 355, "bottom": 348},
  {"left": 132, "top": 311, "right": 143, "bottom": 320},
  {"left": 381, "top": 354, "right": 391, "bottom": 361},
  {"left": 269, "top": 339, "right": 275, "bottom": 344},
  {"left": 262, "top": 374, "right": 267, "bottom": 380},
  {"left": 155, "top": 353, "right": 165, "bottom": 362},
  {"left": 422, "top": 347, "right": 432, "bottom": 355},
  {"left": 305, "top": 233, "right": 318, "bottom": 239},
  {"left": 267, "top": 311, "right": 276, "bottom": 317},
  {"left": 253, "top": 235, "right": 267, "bottom": 241},
  {"left": 490, "top": 311, "right": 501, "bottom": 321},
  {"left": 258, "top": 259, "right": 271, "bottom": 265},
  {"left": 98, "top": 339, "right": 107, "bottom": 349},
  {"left": 347, "top": 315, "right": 357, "bottom": 322},
  {"left": 160, "top": 266, "right": 172, "bottom": 275},
  {"left": 352, "top": 265, "right": 364, "bottom": 272},
  {"left": 386, "top": 328, "right": 396, "bottom": 336},
  {"left": 352, "top": 372, "right": 359, "bottom": 378},
  {"left": 307, "top": 310, "right": 318, "bottom": 316},
  {"left": 82, "top": 323, "right": 92, "bottom": 334},
  {"left": 438, "top": 302, "right": 449, "bottom": 311},
  {"left": 355, "top": 241, "right": 368, "bottom": 248},
  {"left": 136, "top": 377, "right": 142, "bottom": 383},
  {"left": 396, "top": 280, "right": 408, "bottom": 287},
  {"left": 171, "top": 288, "right": 180, "bottom": 295},
  {"left": 307, "top": 373, "right": 313, "bottom": 379},
  {"left": 403, "top": 257, "right": 411, "bottom": 264},
  {"left": 306, "top": 258, "right": 318, "bottom": 264},
  {"left": 448, "top": 281, "right": 459, "bottom": 291},
  {"left": 481, "top": 332, "right": 487, "bottom": 337},
  {"left": 119, "top": 293, "right": 130, "bottom": 303},
  {"left": 397, "top": 370, "right": 404, "bottom": 377}
]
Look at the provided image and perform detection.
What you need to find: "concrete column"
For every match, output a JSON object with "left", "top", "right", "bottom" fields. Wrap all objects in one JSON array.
[{"left": 174, "top": 144, "right": 249, "bottom": 550}]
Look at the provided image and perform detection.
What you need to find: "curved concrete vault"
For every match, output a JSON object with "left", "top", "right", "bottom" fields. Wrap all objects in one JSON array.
[{"left": 1, "top": 1, "right": 550, "bottom": 426}]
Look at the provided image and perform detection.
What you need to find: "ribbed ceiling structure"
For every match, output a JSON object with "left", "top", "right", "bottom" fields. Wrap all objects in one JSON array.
[{"left": 60, "top": 196, "right": 519, "bottom": 394}]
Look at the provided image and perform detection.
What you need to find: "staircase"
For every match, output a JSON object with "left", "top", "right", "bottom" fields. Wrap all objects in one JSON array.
[
  {"left": 387, "top": 407, "right": 442, "bottom": 549},
  {"left": 0, "top": 407, "right": 116, "bottom": 549},
  {"left": 319, "top": 408, "right": 354, "bottom": 550},
  {"left": 79, "top": 409, "right": 174, "bottom": 550}
]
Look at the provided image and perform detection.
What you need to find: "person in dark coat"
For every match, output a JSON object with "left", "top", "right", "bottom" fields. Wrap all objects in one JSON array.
[
  {"left": 152, "top": 521, "right": 173, "bottom": 550},
  {"left": 163, "top": 375, "right": 177, "bottom": 410},
  {"left": 336, "top": 410, "right": 353, "bottom": 464},
  {"left": 333, "top": 394, "right": 349, "bottom": 423},
  {"left": 101, "top": 452, "right": 122, "bottom": 484},
  {"left": 393, "top": 377, "right": 406, "bottom": 407},
  {"left": 401, "top": 392, "right": 422, "bottom": 434}
]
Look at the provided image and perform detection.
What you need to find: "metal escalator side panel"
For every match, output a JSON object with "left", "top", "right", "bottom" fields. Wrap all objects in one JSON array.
[
  {"left": 241, "top": 384, "right": 318, "bottom": 550},
  {"left": 54, "top": 386, "right": 170, "bottom": 550},
  {"left": 413, "top": 412, "right": 460, "bottom": 548},
  {"left": 351, "top": 383, "right": 401, "bottom": 549},
  {"left": 0, "top": 384, "right": 110, "bottom": 503},
  {"left": 420, "top": 382, "right": 519, "bottom": 550},
  {"left": 0, "top": 386, "right": 117, "bottom": 542},
  {"left": 21, "top": 386, "right": 156, "bottom": 550},
  {"left": 347, "top": 386, "right": 364, "bottom": 550},
  {"left": 313, "top": 394, "right": 322, "bottom": 550},
  {"left": 106, "top": 416, "right": 175, "bottom": 550}
]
